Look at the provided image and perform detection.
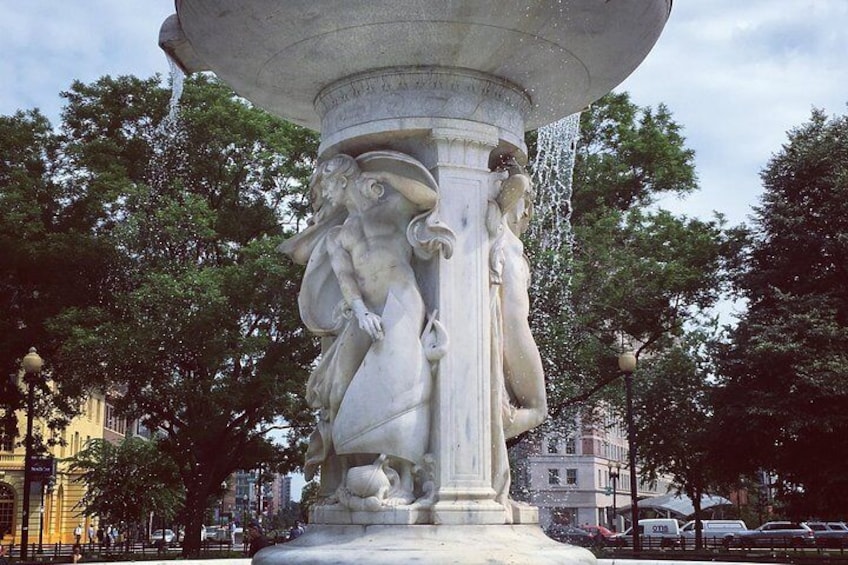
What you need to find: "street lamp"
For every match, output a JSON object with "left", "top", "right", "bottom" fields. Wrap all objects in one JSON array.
[
  {"left": 607, "top": 461, "right": 621, "bottom": 532},
  {"left": 220, "top": 481, "right": 228, "bottom": 526},
  {"left": 618, "top": 350, "right": 639, "bottom": 552},
  {"left": 19, "top": 347, "right": 44, "bottom": 560}
]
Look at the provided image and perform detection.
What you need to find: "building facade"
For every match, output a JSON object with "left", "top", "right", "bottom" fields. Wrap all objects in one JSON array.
[
  {"left": 528, "top": 407, "right": 674, "bottom": 532},
  {"left": 1, "top": 387, "right": 107, "bottom": 547}
]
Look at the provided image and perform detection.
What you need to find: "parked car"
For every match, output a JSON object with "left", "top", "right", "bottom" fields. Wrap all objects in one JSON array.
[
  {"left": 204, "top": 525, "right": 227, "bottom": 542},
  {"left": 803, "top": 522, "right": 848, "bottom": 548},
  {"left": 730, "top": 521, "right": 815, "bottom": 548},
  {"left": 149, "top": 528, "right": 177, "bottom": 546},
  {"left": 609, "top": 519, "right": 682, "bottom": 548},
  {"left": 545, "top": 525, "right": 595, "bottom": 547},
  {"left": 582, "top": 524, "right": 615, "bottom": 543},
  {"left": 680, "top": 519, "right": 747, "bottom": 547}
]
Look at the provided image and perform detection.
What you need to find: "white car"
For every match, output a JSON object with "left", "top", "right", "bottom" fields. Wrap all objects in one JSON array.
[{"left": 150, "top": 529, "right": 176, "bottom": 545}]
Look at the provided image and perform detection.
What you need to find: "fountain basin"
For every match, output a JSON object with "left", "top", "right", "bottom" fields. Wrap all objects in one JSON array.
[{"left": 161, "top": 0, "right": 671, "bottom": 132}]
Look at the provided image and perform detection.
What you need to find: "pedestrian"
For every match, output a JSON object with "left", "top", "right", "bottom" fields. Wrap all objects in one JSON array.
[
  {"left": 87, "top": 525, "right": 95, "bottom": 548},
  {"left": 0, "top": 544, "right": 10, "bottom": 565},
  {"left": 288, "top": 520, "right": 305, "bottom": 540},
  {"left": 96, "top": 525, "right": 104, "bottom": 548},
  {"left": 72, "top": 543, "right": 83, "bottom": 564},
  {"left": 246, "top": 521, "right": 270, "bottom": 557},
  {"left": 74, "top": 524, "right": 83, "bottom": 544}
]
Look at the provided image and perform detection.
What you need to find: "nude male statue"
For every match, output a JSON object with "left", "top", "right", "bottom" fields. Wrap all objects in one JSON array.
[{"left": 280, "top": 151, "right": 447, "bottom": 506}]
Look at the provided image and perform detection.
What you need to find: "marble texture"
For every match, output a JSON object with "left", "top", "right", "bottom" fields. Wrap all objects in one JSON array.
[{"left": 251, "top": 525, "right": 597, "bottom": 565}]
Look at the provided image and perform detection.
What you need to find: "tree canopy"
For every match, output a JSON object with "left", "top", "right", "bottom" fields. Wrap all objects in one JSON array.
[
  {"left": 715, "top": 107, "right": 848, "bottom": 519},
  {"left": 69, "top": 437, "right": 183, "bottom": 533},
  {"left": 1, "top": 74, "right": 319, "bottom": 555},
  {"left": 527, "top": 93, "right": 741, "bottom": 423}
]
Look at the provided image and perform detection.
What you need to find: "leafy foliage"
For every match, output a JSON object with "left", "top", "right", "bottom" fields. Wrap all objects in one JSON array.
[
  {"left": 69, "top": 437, "right": 183, "bottom": 529},
  {"left": 2, "top": 74, "right": 319, "bottom": 555},
  {"left": 716, "top": 108, "right": 848, "bottom": 518},
  {"left": 528, "top": 93, "right": 741, "bottom": 422},
  {"left": 635, "top": 336, "right": 722, "bottom": 547}
]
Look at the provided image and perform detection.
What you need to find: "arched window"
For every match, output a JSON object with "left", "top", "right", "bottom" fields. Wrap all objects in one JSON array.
[{"left": 0, "top": 483, "right": 14, "bottom": 538}]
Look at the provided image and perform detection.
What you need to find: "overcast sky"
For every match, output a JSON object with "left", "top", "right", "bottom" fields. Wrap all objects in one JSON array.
[{"left": 2, "top": 0, "right": 846, "bottom": 498}]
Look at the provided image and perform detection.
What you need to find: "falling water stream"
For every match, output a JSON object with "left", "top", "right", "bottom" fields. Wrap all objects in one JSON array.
[
  {"left": 530, "top": 112, "right": 581, "bottom": 264},
  {"left": 166, "top": 57, "right": 185, "bottom": 125},
  {"left": 512, "top": 113, "right": 581, "bottom": 506},
  {"left": 528, "top": 112, "right": 581, "bottom": 341}
]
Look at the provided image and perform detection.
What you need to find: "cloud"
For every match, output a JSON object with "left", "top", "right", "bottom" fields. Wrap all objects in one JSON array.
[
  {"left": 617, "top": 0, "right": 848, "bottom": 225},
  {"left": 0, "top": 1, "right": 174, "bottom": 123}
]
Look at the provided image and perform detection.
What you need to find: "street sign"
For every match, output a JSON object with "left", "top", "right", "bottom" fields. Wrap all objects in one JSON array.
[{"left": 29, "top": 456, "right": 55, "bottom": 479}]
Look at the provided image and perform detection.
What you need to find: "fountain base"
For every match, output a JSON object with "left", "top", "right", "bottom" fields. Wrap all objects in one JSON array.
[{"left": 252, "top": 524, "right": 597, "bottom": 565}]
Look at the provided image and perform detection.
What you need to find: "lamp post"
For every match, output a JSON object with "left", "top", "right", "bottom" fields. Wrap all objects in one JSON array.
[
  {"left": 37, "top": 486, "right": 45, "bottom": 554},
  {"left": 607, "top": 461, "right": 621, "bottom": 532},
  {"left": 19, "top": 347, "right": 44, "bottom": 560},
  {"left": 39, "top": 475, "right": 55, "bottom": 554},
  {"left": 618, "top": 350, "right": 639, "bottom": 552},
  {"left": 220, "top": 481, "right": 227, "bottom": 526}
]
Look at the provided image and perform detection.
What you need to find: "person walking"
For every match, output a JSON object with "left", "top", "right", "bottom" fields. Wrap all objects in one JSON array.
[
  {"left": 246, "top": 521, "right": 270, "bottom": 557},
  {"left": 74, "top": 524, "right": 83, "bottom": 544}
]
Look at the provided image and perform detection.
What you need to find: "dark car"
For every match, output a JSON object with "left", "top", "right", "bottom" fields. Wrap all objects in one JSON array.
[
  {"left": 730, "top": 521, "right": 815, "bottom": 548},
  {"left": 545, "top": 525, "right": 596, "bottom": 547},
  {"left": 803, "top": 522, "right": 848, "bottom": 548}
]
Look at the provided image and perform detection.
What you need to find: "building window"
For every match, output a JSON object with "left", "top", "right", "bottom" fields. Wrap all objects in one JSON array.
[
  {"left": 105, "top": 403, "right": 128, "bottom": 436},
  {"left": 0, "top": 430, "right": 12, "bottom": 452},
  {"left": 564, "top": 438, "right": 576, "bottom": 455},
  {"left": 548, "top": 469, "right": 560, "bottom": 485},
  {"left": 0, "top": 484, "right": 14, "bottom": 538},
  {"left": 566, "top": 468, "right": 578, "bottom": 486},
  {"left": 547, "top": 438, "right": 558, "bottom": 454}
]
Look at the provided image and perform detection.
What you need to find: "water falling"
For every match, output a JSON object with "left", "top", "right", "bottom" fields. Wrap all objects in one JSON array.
[
  {"left": 146, "top": 56, "right": 189, "bottom": 203},
  {"left": 527, "top": 112, "right": 580, "bottom": 336},
  {"left": 529, "top": 112, "right": 581, "bottom": 258},
  {"left": 510, "top": 113, "right": 582, "bottom": 504},
  {"left": 166, "top": 56, "right": 186, "bottom": 125}
]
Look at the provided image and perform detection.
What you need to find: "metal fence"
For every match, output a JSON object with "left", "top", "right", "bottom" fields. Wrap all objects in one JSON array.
[{"left": 0, "top": 540, "right": 247, "bottom": 563}]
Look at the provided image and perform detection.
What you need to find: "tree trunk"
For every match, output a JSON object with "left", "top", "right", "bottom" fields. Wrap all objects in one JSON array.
[
  {"left": 181, "top": 484, "right": 208, "bottom": 558},
  {"left": 691, "top": 486, "right": 703, "bottom": 551}
]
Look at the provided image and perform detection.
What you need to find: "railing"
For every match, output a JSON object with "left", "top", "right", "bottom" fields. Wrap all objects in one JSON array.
[
  {"left": 602, "top": 534, "right": 848, "bottom": 563},
  {"left": 0, "top": 539, "right": 248, "bottom": 563}
]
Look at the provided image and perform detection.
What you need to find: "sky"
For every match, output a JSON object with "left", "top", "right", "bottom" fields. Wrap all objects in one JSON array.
[{"left": 2, "top": 0, "right": 847, "bottom": 498}]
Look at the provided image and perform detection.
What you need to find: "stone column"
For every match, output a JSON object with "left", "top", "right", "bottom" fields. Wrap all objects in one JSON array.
[
  {"left": 423, "top": 125, "right": 504, "bottom": 524},
  {"left": 316, "top": 67, "right": 530, "bottom": 526}
]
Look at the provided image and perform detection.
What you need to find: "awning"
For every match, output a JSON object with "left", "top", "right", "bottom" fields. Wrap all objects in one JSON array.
[{"left": 618, "top": 492, "right": 732, "bottom": 519}]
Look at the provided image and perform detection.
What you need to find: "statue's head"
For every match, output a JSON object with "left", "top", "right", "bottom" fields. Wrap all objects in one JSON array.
[
  {"left": 312, "top": 154, "right": 383, "bottom": 210},
  {"left": 310, "top": 154, "right": 359, "bottom": 208}
]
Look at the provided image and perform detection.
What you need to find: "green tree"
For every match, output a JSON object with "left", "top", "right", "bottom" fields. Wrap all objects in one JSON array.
[
  {"left": 527, "top": 93, "right": 741, "bottom": 420},
  {"left": 1, "top": 108, "right": 114, "bottom": 441},
  {"left": 635, "top": 337, "right": 721, "bottom": 549},
  {"left": 715, "top": 107, "right": 848, "bottom": 519},
  {"left": 69, "top": 437, "right": 183, "bottom": 537},
  {"left": 2, "top": 74, "right": 319, "bottom": 556}
]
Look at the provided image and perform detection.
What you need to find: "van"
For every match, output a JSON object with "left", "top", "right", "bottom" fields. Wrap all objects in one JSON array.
[
  {"left": 610, "top": 518, "right": 682, "bottom": 548},
  {"left": 680, "top": 519, "right": 747, "bottom": 547}
]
